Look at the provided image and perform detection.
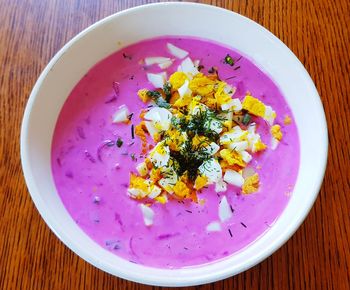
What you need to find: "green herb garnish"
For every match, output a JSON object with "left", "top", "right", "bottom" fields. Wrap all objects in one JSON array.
[
  {"left": 163, "top": 82, "right": 172, "bottom": 103},
  {"left": 131, "top": 124, "right": 135, "bottom": 139},
  {"left": 170, "top": 140, "right": 212, "bottom": 181},
  {"left": 171, "top": 109, "right": 224, "bottom": 142},
  {"left": 242, "top": 113, "right": 251, "bottom": 125},
  {"left": 147, "top": 90, "right": 171, "bottom": 109},
  {"left": 116, "top": 137, "right": 123, "bottom": 147},
  {"left": 224, "top": 54, "right": 235, "bottom": 66}
]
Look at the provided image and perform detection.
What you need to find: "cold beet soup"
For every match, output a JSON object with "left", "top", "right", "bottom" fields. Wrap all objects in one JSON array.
[{"left": 51, "top": 37, "right": 299, "bottom": 268}]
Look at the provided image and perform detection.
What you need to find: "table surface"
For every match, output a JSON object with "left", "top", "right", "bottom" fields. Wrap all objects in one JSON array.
[{"left": 0, "top": 0, "right": 349, "bottom": 289}]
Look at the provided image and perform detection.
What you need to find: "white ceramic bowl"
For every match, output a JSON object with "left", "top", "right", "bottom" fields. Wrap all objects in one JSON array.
[{"left": 21, "top": 2, "right": 328, "bottom": 287}]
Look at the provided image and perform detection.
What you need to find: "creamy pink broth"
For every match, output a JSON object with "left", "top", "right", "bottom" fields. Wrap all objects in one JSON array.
[{"left": 51, "top": 37, "right": 299, "bottom": 268}]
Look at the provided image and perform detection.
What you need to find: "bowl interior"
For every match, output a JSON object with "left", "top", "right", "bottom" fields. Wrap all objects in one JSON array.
[{"left": 21, "top": 2, "right": 327, "bottom": 286}]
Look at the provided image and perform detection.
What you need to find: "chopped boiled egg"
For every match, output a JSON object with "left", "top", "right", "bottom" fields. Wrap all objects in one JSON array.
[
  {"left": 128, "top": 174, "right": 159, "bottom": 199},
  {"left": 169, "top": 72, "right": 188, "bottom": 90},
  {"left": 112, "top": 105, "right": 130, "bottom": 123},
  {"left": 177, "top": 57, "right": 199, "bottom": 77},
  {"left": 220, "top": 126, "right": 248, "bottom": 145},
  {"left": 139, "top": 204, "right": 155, "bottom": 226},
  {"left": 198, "top": 158, "right": 222, "bottom": 184},
  {"left": 202, "top": 142, "right": 220, "bottom": 155},
  {"left": 227, "top": 140, "right": 248, "bottom": 152},
  {"left": 194, "top": 175, "right": 208, "bottom": 190},
  {"left": 149, "top": 142, "right": 170, "bottom": 168},
  {"left": 158, "top": 169, "right": 178, "bottom": 193},
  {"left": 173, "top": 180, "right": 190, "bottom": 198},
  {"left": 242, "top": 94, "right": 276, "bottom": 125},
  {"left": 240, "top": 151, "right": 253, "bottom": 163},
  {"left": 284, "top": 115, "right": 292, "bottom": 125},
  {"left": 178, "top": 79, "right": 192, "bottom": 98},
  {"left": 144, "top": 107, "right": 172, "bottom": 140},
  {"left": 147, "top": 72, "right": 167, "bottom": 88},
  {"left": 219, "top": 149, "right": 246, "bottom": 167},
  {"left": 158, "top": 60, "right": 173, "bottom": 69},
  {"left": 271, "top": 124, "right": 283, "bottom": 141},
  {"left": 167, "top": 42, "right": 189, "bottom": 59},
  {"left": 219, "top": 196, "right": 233, "bottom": 222},
  {"left": 264, "top": 105, "right": 276, "bottom": 125},
  {"left": 136, "top": 162, "right": 148, "bottom": 177},
  {"left": 205, "top": 118, "right": 223, "bottom": 134},
  {"left": 215, "top": 178, "right": 227, "bottom": 193},
  {"left": 148, "top": 185, "right": 162, "bottom": 199},
  {"left": 247, "top": 123, "right": 267, "bottom": 153},
  {"left": 223, "top": 170, "right": 244, "bottom": 187},
  {"left": 206, "top": 221, "right": 221, "bottom": 232},
  {"left": 270, "top": 124, "right": 283, "bottom": 150},
  {"left": 221, "top": 98, "right": 242, "bottom": 111},
  {"left": 144, "top": 56, "right": 173, "bottom": 69},
  {"left": 242, "top": 173, "right": 260, "bottom": 194}
]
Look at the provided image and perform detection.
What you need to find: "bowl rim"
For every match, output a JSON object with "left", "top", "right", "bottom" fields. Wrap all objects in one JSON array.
[{"left": 20, "top": 1, "right": 328, "bottom": 286}]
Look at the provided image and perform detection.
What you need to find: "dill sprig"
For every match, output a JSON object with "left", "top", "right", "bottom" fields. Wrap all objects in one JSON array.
[
  {"left": 172, "top": 109, "right": 224, "bottom": 142},
  {"left": 163, "top": 82, "right": 172, "bottom": 103},
  {"left": 147, "top": 90, "right": 171, "bottom": 109},
  {"left": 170, "top": 140, "right": 212, "bottom": 181}
]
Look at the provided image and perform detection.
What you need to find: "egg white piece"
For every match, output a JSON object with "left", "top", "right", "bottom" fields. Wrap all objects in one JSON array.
[
  {"left": 147, "top": 72, "right": 167, "bottom": 88},
  {"left": 158, "top": 59, "right": 173, "bottom": 69},
  {"left": 202, "top": 142, "right": 220, "bottom": 156},
  {"left": 240, "top": 151, "right": 253, "bottom": 163},
  {"left": 227, "top": 141, "right": 248, "bottom": 152},
  {"left": 219, "top": 196, "right": 233, "bottom": 222},
  {"left": 144, "top": 107, "right": 172, "bottom": 139},
  {"left": 177, "top": 57, "right": 199, "bottom": 76},
  {"left": 167, "top": 42, "right": 189, "bottom": 59},
  {"left": 271, "top": 137, "right": 280, "bottom": 150},
  {"left": 223, "top": 84, "right": 237, "bottom": 96},
  {"left": 220, "top": 126, "right": 246, "bottom": 144},
  {"left": 139, "top": 204, "right": 155, "bottom": 226},
  {"left": 144, "top": 107, "right": 172, "bottom": 128},
  {"left": 193, "top": 59, "right": 201, "bottom": 68},
  {"left": 264, "top": 105, "right": 276, "bottom": 125},
  {"left": 144, "top": 56, "right": 172, "bottom": 65},
  {"left": 158, "top": 169, "right": 178, "bottom": 194},
  {"left": 148, "top": 185, "right": 162, "bottom": 199},
  {"left": 206, "top": 221, "right": 222, "bottom": 232},
  {"left": 199, "top": 158, "right": 222, "bottom": 183},
  {"left": 127, "top": 187, "right": 148, "bottom": 199},
  {"left": 246, "top": 122, "right": 266, "bottom": 153},
  {"left": 136, "top": 162, "right": 148, "bottom": 177},
  {"left": 178, "top": 79, "right": 192, "bottom": 98},
  {"left": 224, "top": 169, "right": 244, "bottom": 187},
  {"left": 221, "top": 98, "right": 242, "bottom": 112},
  {"left": 112, "top": 105, "right": 129, "bottom": 123},
  {"left": 215, "top": 178, "right": 228, "bottom": 193},
  {"left": 144, "top": 121, "right": 158, "bottom": 140},
  {"left": 149, "top": 142, "right": 170, "bottom": 168}
]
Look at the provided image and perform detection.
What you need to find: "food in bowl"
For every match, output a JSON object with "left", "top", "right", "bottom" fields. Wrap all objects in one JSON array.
[{"left": 51, "top": 36, "right": 299, "bottom": 268}]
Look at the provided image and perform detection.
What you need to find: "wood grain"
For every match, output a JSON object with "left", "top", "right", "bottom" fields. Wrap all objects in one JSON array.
[{"left": 0, "top": 0, "right": 349, "bottom": 289}]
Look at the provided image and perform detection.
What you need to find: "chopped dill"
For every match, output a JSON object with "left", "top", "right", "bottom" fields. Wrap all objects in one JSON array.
[
  {"left": 242, "top": 113, "right": 251, "bottom": 125},
  {"left": 170, "top": 140, "right": 212, "bottom": 181},
  {"left": 131, "top": 124, "right": 135, "bottom": 139},
  {"left": 224, "top": 54, "right": 235, "bottom": 66},
  {"left": 147, "top": 90, "right": 171, "bottom": 108},
  {"left": 131, "top": 153, "right": 137, "bottom": 161},
  {"left": 163, "top": 82, "right": 172, "bottom": 102},
  {"left": 116, "top": 138, "right": 123, "bottom": 148}
]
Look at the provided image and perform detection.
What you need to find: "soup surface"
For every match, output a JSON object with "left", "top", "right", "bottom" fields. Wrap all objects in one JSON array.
[{"left": 51, "top": 36, "right": 299, "bottom": 268}]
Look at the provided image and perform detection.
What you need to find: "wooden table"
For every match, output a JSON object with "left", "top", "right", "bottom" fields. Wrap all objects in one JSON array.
[{"left": 1, "top": 0, "right": 349, "bottom": 289}]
